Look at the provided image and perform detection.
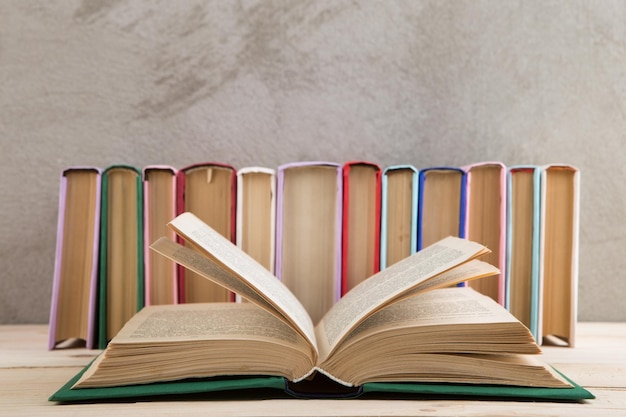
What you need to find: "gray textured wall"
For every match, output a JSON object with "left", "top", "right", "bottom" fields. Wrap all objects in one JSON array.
[{"left": 1, "top": 1, "right": 624, "bottom": 324}]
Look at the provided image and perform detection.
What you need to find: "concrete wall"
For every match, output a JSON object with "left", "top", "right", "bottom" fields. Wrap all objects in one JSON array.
[{"left": 1, "top": 0, "right": 625, "bottom": 323}]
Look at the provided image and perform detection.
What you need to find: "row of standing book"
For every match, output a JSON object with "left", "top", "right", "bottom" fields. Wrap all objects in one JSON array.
[{"left": 48, "top": 161, "right": 580, "bottom": 351}]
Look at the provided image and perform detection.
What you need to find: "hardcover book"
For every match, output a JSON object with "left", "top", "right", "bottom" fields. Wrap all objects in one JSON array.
[
  {"left": 379, "top": 165, "right": 418, "bottom": 270},
  {"left": 48, "top": 167, "right": 102, "bottom": 350},
  {"left": 50, "top": 212, "right": 594, "bottom": 403},
  {"left": 176, "top": 162, "right": 237, "bottom": 303},
  {"left": 143, "top": 165, "right": 179, "bottom": 305},
  {"left": 98, "top": 165, "right": 144, "bottom": 349},
  {"left": 417, "top": 167, "right": 466, "bottom": 250},
  {"left": 505, "top": 165, "right": 541, "bottom": 340},
  {"left": 275, "top": 162, "right": 343, "bottom": 324},
  {"left": 462, "top": 161, "right": 507, "bottom": 305},
  {"left": 235, "top": 167, "right": 276, "bottom": 274},
  {"left": 341, "top": 161, "right": 382, "bottom": 294},
  {"left": 539, "top": 164, "right": 580, "bottom": 347}
]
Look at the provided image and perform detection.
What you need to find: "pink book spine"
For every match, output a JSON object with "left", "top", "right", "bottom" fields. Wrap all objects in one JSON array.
[
  {"left": 143, "top": 165, "right": 179, "bottom": 306},
  {"left": 495, "top": 163, "right": 507, "bottom": 304},
  {"left": 48, "top": 167, "right": 101, "bottom": 350},
  {"left": 48, "top": 173, "right": 68, "bottom": 350}
]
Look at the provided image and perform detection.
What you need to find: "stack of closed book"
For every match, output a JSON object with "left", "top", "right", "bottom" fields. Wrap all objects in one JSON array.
[{"left": 49, "top": 160, "right": 580, "bottom": 352}]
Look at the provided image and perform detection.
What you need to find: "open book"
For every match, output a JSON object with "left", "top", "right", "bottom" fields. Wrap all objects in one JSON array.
[{"left": 61, "top": 212, "right": 590, "bottom": 401}]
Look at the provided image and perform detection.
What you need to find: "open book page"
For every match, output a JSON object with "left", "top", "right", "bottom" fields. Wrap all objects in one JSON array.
[
  {"left": 316, "top": 288, "right": 554, "bottom": 387},
  {"left": 327, "top": 288, "right": 537, "bottom": 359},
  {"left": 347, "top": 353, "right": 571, "bottom": 387},
  {"left": 400, "top": 259, "right": 499, "bottom": 299},
  {"left": 107, "top": 303, "right": 308, "bottom": 349},
  {"left": 315, "top": 237, "right": 495, "bottom": 362},
  {"left": 348, "top": 287, "right": 522, "bottom": 334},
  {"left": 115, "top": 303, "right": 303, "bottom": 343},
  {"left": 151, "top": 212, "right": 316, "bottom": 353},
  {"left": 152, "top": 238, "right": 277, "bottom": 311},
  {"left": 75, "top": 303, "right": 315, "bottom": 388}
]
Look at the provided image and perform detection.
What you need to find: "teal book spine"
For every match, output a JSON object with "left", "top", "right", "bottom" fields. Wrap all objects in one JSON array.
[
  {"left": 505, "top": 165, "right": 541, "bottom": 341},
  {"left": 379, "top": 165, "right": 418, "bottom": 270}
]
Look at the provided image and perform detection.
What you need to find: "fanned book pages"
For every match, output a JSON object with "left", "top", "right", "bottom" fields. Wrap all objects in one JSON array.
[{"left": 50, "top": 212, "right": 593, "bottom": 403}]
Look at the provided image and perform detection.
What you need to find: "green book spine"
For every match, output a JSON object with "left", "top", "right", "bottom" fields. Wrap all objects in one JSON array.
[{"left": 97, "top": 165, "right": 144, "bottom": 350}]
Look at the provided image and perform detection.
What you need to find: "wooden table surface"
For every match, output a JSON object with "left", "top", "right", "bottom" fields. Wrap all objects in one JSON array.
[{"left": 1, "top": 323, "right": 625, "bottom": 416}]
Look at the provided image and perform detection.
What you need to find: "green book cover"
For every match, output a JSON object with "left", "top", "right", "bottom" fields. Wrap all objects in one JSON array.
[
  {"left": 98, "top": 165, "right": 144, "bottom": 350},
  {"left": 50, "top": 361, "right": 594, "bottom": 403}
]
